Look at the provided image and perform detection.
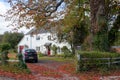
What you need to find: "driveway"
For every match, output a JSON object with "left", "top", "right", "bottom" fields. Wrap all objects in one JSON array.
[{"left": 27, "top": 60, "right": 79, "bottom": 80}]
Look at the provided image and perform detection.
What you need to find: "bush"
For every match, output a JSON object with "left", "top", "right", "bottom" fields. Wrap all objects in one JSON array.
[
  {"left": 51, "top": 45, "right": 58, "bottom": 55},
  {"left": 38, "top": 52, "right": 45, "bottom": 57},
  {"left": 61, "top": 46, "right": 72, "bottom": 58},
  {"left": 16, "top": 53, "right": 27, "bottom": 69},
  {"left": 78, "top": 51, "right": 120, "bottom": 58},
  {"left": 76, "top": 51, "right": 120, "bottom": 71},
  {"left": 56, "top": 54, "right": 65, "bottom": 57},
  {"left": 9, "top": 49, "right": 17, "bottom": 53},
  {"left": 1, "top": 51, "right": 9, "bottom": 65},
  {"left": 0, "top": 43, "right": 11, "bottom": 52},
  {"left": 0, "top": 43, "right": 11, "bottom": 65}
]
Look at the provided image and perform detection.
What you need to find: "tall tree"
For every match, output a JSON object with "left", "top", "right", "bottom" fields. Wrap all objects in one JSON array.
[
  {"left": 2, "top": 32, "right": 24, "bottom": 50},
  {"left": 89, "top": 0, "right": 120, "bottom": 51},
  {"left": 57, "top": 0, "right": 89, "bottom": 54}
]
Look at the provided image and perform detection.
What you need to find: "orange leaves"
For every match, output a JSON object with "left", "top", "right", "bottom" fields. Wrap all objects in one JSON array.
[
  {"left": 58, "top": 63, "right": 76, "bottom": 74},
  {"left": 27, "top": 63, "right": 62, "bottom": 78},
  {"left": 0, "top": 69, "right": 35, "bottom": 80}
]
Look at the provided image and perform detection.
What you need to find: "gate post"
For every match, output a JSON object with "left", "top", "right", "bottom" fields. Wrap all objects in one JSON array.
[{"left": 76, "top": 53, "right": 81, "bottom": 72}]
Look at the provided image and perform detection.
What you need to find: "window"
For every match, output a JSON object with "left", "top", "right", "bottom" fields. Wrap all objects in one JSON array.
[
  {"left": 36, "top": 36, "right": 40, "bottom": 40},
  {"left": 36, "top": 47, "right": 40, "bottom": 52},
  {"left": 57, "top": 47, "right": 61, "bottom": 53},
  {"left": 26, "top": 37, "right": 28, "bottom": 41},
  {"left": 48, "top": 35, "right": 51, "bottom": 40}
]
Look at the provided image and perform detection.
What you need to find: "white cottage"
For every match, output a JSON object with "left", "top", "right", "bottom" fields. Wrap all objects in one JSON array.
[{"left": 17, "top": 28, "right": 70, "bottom": 55}]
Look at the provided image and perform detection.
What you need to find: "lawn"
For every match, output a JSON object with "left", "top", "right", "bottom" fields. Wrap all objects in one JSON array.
[{"left": 39, "top": 56, "right": 74, "bottom": 62}]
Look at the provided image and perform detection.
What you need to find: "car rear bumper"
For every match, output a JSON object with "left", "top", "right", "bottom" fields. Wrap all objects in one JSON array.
[{"left": 25, "top": 56, "right": 38, "bottom": 61}]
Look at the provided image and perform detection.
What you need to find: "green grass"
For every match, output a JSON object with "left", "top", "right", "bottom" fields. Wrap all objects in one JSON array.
[{"left": 39, "top": 56, "right": 74, "bottom": 62}]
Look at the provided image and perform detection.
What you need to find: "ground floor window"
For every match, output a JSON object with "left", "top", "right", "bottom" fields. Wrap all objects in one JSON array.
[{"left": 36, "top": 47, "right": 40, "bottom": 52}]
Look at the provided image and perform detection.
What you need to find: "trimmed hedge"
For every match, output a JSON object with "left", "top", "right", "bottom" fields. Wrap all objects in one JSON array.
[
  {"left": 76, "top": 51, "right": 120, "bottom": 71},
  {"left": 78, "top": 51, "right": 120, "bottom": 58}
]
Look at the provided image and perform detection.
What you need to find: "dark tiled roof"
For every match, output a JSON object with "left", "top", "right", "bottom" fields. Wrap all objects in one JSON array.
[{"left": 25, "top": 24, "right": 57, "bottom": 35}]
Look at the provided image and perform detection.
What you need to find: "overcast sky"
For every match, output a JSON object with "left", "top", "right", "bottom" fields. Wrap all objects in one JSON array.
[{"left": 0, "top": 0, "right": 30, "bottom": 34}]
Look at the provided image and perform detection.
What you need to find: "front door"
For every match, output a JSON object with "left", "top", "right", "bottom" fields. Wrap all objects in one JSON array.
[{"left": 48, "top": 48, "right": 51, "bottom": 55}]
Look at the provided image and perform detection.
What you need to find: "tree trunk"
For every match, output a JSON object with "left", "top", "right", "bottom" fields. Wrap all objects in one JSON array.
[
  {"left": 89, "top": 0, "right": 105, "bottom": 50},
  {"left": 90, "top": 0, "right": 105, "bottom": 34}
]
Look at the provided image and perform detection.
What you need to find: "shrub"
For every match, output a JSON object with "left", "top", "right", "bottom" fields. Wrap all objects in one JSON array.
[
  {"left": 16, "top": 53, "right": 27, "bottom": 69},
  {"left": 61, "top": 46, "right": 72, "bottom": 58},
  {"left": 0, "top": 43, "right": 11, "bottom": 52},
  {"left": 1, "top": 51, "right": 9, "bottom": 65},
  {"left": 56, "top": 54, "right": 65, "bottom": 57},
  {"left": 0, "top": 43, "right": 11, "bottom": 65},
  {"left": 78, "top": 51, "right": 120, "bottom": 58},
  {"left": 51, "top": 45, "right": 57, "bottom": 55},
  {"left": 38, "top": 52, "right": 45, "bottom": 57}
]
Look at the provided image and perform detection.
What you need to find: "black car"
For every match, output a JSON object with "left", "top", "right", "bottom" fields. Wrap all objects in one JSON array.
[{"left": 22, "top": 49, "right": 38, "bottom": 62}]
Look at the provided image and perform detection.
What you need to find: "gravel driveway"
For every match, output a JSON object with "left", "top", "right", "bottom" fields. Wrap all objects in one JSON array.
[{"left": 27, "top": 60, "right": 79, "bottom": 80}]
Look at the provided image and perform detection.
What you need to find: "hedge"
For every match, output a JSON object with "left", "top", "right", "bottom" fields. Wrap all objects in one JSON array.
[{"left": 76, "top": 51, "right": 120, "bottom": 71}]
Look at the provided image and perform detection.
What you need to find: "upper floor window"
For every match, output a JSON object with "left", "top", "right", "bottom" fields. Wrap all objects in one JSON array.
[
  {"left": 26, "top": 37, "right": 28, "bottom": 41},
  {"left": 48, "top": 35, "right": 51, "bottom": 40},
  {"left": 36, "top": 36, "right": 40, "bottom": 40}
]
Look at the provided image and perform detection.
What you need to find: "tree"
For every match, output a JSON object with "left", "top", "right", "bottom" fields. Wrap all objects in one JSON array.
[
  {"left": 5, "top": 0, "right": 71, "bottom": 28},
  {"left": 108, "top": 14, "right": 120, "bottom": 46},
  {"left": 0, "top": 34, "right": 3, "bottom": 43},
  {"left": 89, "top": 0, "right": 120, "bottom": 51},
  {"left": 61, "top": 0, "right": 120, "bottom": 51},
  {"left": 2, "top": 32, "right": 24, "bottom": 50},
  {"left": 57, "top": 0, "right": 89, "bottom": 54}
]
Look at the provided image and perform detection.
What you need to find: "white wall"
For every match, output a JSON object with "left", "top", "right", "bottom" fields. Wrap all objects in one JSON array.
[{"left": 18, "top": 32, "right": 71, "bottom": 55}]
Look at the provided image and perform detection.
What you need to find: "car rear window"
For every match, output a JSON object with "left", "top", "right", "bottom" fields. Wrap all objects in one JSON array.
[{"left": 25, "top": 49, "right": 36, "bottom": 53}]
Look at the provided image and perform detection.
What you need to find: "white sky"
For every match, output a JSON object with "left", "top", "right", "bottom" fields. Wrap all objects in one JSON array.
[{"left": 0, "top": 0, "right": 30, "bottom": 34}]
